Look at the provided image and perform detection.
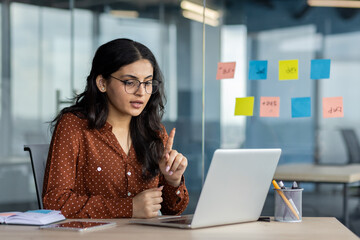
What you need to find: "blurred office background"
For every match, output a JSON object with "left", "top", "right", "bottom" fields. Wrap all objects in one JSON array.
[{"left": 0, "top": 0, "right": 360, "bottom": 235}]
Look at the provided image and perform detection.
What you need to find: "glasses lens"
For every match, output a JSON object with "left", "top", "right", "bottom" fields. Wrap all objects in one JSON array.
[
  {"left": 124, "top": 80, "right": 138, "bottom": 94},
  {"left": 150, "top": 80, "right": 159, "bottom": 94},
  {"left": 144, "top": 81, "right": 152, "bottom": 94},
  {"left": 122, "top": 79, "right": 160, "bottom": 94}
]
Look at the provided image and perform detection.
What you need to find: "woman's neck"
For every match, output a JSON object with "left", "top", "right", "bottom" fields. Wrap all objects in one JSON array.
[
  {"left": 107, "top": 115, "right": 131, "bottom": 131},
  {"left": 106, "top": 108, "right": 132, "bottom": 131},
  {"left": 107, "top": 110, "right": 132, "bottom": 155}
]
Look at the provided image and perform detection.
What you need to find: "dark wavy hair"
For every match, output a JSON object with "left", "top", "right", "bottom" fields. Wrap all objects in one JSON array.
[{"left": 51, "top": 38, "right": 166, "bottom": 180}]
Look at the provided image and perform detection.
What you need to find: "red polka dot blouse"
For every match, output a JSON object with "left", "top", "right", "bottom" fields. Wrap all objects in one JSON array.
[{"left": 42, "top": 113, "right": 189, "bottom": 218}]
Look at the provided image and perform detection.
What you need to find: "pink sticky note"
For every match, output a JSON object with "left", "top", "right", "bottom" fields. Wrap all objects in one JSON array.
[
  {"left": 260, "top": 97, "right": 280, "bottom": 117},
  {"left": 323, "top": 97, "right": 344, "bottom": 118},
  {"left": 216, "top": 62, "right": 236, "bottom": 80}
]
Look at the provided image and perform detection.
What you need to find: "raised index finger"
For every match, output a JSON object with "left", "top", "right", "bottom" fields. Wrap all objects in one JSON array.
[{"left": 164, "top": 128, "right": 176, "bottom": 154}]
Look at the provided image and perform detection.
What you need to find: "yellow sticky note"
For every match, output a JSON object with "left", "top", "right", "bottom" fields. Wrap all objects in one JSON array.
[
  {"left": 279, "top": 59, "right": 298, "bottom": 80},
  {"left": 234, "top": 97, "right": 254, "bottom": 116}
]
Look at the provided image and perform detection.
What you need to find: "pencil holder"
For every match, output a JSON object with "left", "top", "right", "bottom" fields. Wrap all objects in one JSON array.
[{"left": 274, "top": 188, "right": 303, "bottom": 222}]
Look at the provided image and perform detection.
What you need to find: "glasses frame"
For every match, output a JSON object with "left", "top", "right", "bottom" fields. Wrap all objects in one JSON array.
[{"left": 109, "top": 75, "right": 160, "bottom": 94}]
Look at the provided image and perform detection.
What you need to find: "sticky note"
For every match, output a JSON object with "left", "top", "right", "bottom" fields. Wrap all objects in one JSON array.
[
  {"left": 216, "top": 62, "right": 236, "bottom": 80},
  {"left": 234, "top": 97, "right": 254, "bottom": 116},
  {"left": 249, "top": 60, "right": 268, "bottom": 80},
  {"left": 323, "top": 97, "right": 343, "bottom": 118},
  {"left": 279, "top": 59, "right": 298, "bottom": 80},
  {"left": 311, "top": 59, "right": 331, "bottom": 79},
  {"left": 291, "top": 97, "right": 311, "bottom": 118},
  {"left": 260, "top": 97, "right": 280, "bottom": 117}
]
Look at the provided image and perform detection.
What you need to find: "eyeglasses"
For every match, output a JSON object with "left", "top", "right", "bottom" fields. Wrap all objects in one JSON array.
[{"left": 110, "top": 75, "right": 160, "bottom": 94}]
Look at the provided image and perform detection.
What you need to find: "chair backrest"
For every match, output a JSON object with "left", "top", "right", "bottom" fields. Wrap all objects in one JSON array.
[
  {"left": 24, "top": 144, "right": 50, "bottom": 209},
  {"left": 340, "top": 129, "right": 360, "bottom": 164}
]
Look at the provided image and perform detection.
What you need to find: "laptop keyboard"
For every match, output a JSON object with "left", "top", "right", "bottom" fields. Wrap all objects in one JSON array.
[
  {"left": 160, "top": 215, "right": 193, "bottom": 225},
  {"left": 162, "top": 218, "right": 192, "bottom": 225}
]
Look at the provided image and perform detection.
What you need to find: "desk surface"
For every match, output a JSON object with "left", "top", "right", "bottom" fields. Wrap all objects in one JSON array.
[
  {"left": 274, "top": 163, "right": 360, "bottom": 183},
  {"left": 0, "top": 217, "right": 358, "bottom": 240}
]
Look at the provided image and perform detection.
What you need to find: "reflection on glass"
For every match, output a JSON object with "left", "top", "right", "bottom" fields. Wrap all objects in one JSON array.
[{"left": 0, "top": 0, "right": 209, "bottom": 215}]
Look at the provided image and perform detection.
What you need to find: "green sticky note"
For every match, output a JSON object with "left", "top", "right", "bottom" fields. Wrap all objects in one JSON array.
[
  {"left": 279, "top": 59, "right": 298, "bottom": 80},
  {"left": 234, "top": 97, "right": 254, "bottom": 116}
]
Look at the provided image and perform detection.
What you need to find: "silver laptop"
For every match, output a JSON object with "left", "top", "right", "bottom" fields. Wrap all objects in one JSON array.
[{"left": 130, "top": 148, "right": 281, "bottom": 229}]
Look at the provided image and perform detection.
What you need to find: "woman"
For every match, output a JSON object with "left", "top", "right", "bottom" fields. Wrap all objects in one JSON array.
[{"left": 42, "top": 38, "right": 189, "bottom": 219}]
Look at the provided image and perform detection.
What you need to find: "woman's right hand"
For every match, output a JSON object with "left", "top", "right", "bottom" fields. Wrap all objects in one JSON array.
[{"left": 132, "top": 186, "right": 163, "bottom": 218}]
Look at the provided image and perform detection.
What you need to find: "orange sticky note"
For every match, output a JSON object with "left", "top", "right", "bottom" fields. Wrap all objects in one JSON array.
[
  {"left": 323, "top": 97, "right": 344, "bottom": 118},
  {"left": 279, "top": 59, "right": 298, "bottom": 80},
  {"left": 216, "top": 62, "right": 236, "bottom": 80},
  {"left": 234, "top": 97, "right": 254, "bottom": 116},
  {"left": 260, "top": 97, "right": 280, "bottom": 117}
]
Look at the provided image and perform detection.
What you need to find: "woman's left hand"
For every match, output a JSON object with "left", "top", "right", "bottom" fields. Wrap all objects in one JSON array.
[{"left": 159, "top": 128, "right": 188, "bottom": 187}]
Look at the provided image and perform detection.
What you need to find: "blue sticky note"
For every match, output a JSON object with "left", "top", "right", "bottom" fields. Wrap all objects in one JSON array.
[
  {"left": 310, "top": 59, "right": 330, "bottom": 79},
  {"left": 291, "top": 97, "right": 311, "bottom": 118},
  {"left": 249, "top": 60, "right": 268, "bottom": 80}
]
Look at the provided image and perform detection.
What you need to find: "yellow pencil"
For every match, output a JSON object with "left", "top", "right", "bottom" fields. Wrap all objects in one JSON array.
[{"left": 272, "top": 180, "right": 300, "bottom": 220}]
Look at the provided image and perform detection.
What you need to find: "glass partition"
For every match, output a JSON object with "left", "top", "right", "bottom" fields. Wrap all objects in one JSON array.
[
  {"left": 210, "top": 0, "right": 360, "bottom": 233},
  {"left": 0, "top": 0, "right": 207, "bottom": 214},
  {"left": 214, "top": 1, "right": 360, "bottom": 168}
]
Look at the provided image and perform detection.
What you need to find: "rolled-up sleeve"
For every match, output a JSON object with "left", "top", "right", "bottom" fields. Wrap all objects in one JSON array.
[{"left": 159, "top": 175, "right": 189, "bottom": 215}]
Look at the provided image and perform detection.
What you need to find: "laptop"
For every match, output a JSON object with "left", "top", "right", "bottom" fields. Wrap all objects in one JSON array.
[{"left": 130, "top": 148, "right": 281, "bottom": 229}]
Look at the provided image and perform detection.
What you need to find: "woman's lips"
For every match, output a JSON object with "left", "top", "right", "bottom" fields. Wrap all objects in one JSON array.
[{"left": 130, "top": 101, "right": 144, "bottom": 109}]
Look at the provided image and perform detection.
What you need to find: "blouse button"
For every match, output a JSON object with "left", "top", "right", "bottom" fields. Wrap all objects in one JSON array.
[
  {"left": 176, "top": 190, "right": 181, "bottom": 195},
  {"left": 127, "top": 192, "right": 131, "bottom": 196},
  {"left": 127, "top": 171, "right": 131, "bottom": 176},
  {"left": 97, "top": 167, "right": 102, "bottom": 171}
]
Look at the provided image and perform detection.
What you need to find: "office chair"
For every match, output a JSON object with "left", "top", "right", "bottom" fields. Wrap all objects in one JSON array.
[
  {"left": 340, "top": 128, "right": 360, "bottom": 164},
  {"left": 24, "top": 144, "right": 50, "bottom": 209},
  {"left": 340, "top": 128, "right": 360, "bottom": 221}
]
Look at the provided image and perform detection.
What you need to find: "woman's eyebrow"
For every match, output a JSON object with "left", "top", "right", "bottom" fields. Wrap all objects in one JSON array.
[
  {"left": 119, "top": 74, "right": 153, "bottom": 79},
  {"left": 119, "top": 74, "right": 138, "bottom": 79}
]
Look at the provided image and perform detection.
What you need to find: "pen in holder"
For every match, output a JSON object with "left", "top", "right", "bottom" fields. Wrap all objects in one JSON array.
[{"left": 274, "top": 187, "right": 303, "bottom": 222}]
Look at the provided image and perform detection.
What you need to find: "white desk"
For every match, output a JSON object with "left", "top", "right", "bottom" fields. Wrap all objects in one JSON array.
[
  {"left": 274, "top": 163, "right": 360, "bottom": 227},
  {"left": 0, "top": 218, "right": 358, "bottom": 240}
]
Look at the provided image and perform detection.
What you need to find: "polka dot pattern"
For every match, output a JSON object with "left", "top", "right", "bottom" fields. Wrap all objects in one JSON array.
[{"left": 42, "top": 113, "right": 189, "bottom": 219}]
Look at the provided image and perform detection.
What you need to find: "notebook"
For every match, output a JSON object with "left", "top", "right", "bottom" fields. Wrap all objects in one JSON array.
[
  {"left": 0, "top": 210, "right": 65, "bottom": 226},
  {"left": 130, "top": 148, "right": 281, "bottom": 229}
]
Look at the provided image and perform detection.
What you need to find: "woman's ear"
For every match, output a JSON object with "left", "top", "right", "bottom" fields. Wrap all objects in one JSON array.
[{"left": 96, "top": 75, "right": 106, "bottom": 92}]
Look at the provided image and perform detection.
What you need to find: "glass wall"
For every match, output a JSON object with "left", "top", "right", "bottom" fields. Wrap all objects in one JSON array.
[
  {"left": 214, "top": 0, "right": 360, "bottom": 234},
  {"left": 319, "top": 31, "right": 360, "bottom": 164},
  {"left": 0, "top": 0, "right": 208, "bottom": 214},
  {"left": 217, "top": 0, "right": 360, "bottom": 167}
]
